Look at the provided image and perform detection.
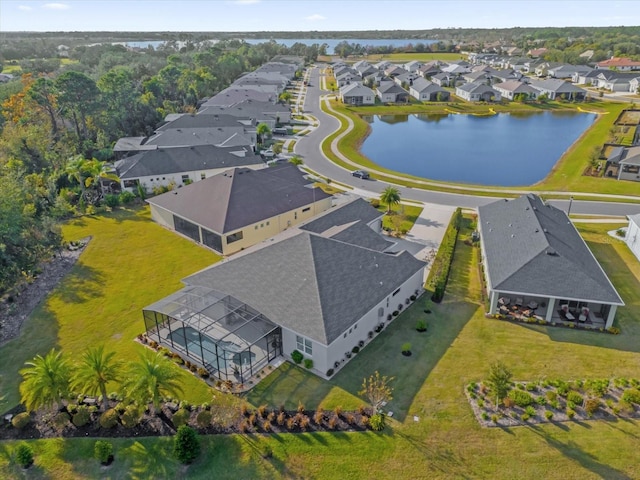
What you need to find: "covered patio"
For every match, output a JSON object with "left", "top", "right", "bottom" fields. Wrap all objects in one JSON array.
[{"left": 143, "top": 285, "right": 282, "bottom": 384}]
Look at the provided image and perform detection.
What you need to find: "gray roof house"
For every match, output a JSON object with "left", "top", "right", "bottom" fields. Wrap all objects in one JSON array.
[
  {"left": 146, "top": 163, "right": 332, "bottom": 255},
  {"left": 455, "top": 83, "right": 502, "bottom": 102},
  {"left": 339, "top": 83, "right": 376, "bottom": 105},
  {"left": 197, "top": 99, "right": 291, "bottom": 128},
  {"left": 594, "top": 71, "right": 639, "bottom": 92},
  {"left": 478, "top": 195, "right": 624, "bottom": 329},
  {"left": 431, "top": 72, "right": 456, "bottom": 87},
  {"left": 376, "top": 81, "right": 410, "bottom": 103},
  {"left": 493, "top": 80, "right": 539, "bottom": 100},
  {"left": 114, "top": 144, "right": 265, "bottom": 191},
  {"left": 608, "top": 146, "right": 640, "bottom": 182},
  {"left": 547, "top": 64, "right": 593, "bottom": 79},
  {"left": 409, "top": 77, "right": 451, "bottom": 102},
  {"left": 529, "top": 79, "right": 587, "bottom": 100},
  {"left": 202, "top": 88, "right": 276, "bottom": 107}
]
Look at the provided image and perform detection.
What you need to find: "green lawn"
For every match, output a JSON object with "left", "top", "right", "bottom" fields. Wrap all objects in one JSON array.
[
  {"left": 0, "top": 206, "right": 220, "bottom": 414},
  {"left": 2, "top": 212, "right": 640, "bottom": 479},
  {"left": 378, "top": 203, "right": 423, "bottom": 233}
]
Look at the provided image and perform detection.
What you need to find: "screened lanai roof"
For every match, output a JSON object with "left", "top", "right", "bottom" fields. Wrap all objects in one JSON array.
[{"left": 143, "top": 285, "right": 278, "bottom": 350}]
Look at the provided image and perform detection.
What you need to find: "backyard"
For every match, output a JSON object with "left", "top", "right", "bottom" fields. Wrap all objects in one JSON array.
[{"left": 1, "top": 209, "right": 640, "bottom": 479}]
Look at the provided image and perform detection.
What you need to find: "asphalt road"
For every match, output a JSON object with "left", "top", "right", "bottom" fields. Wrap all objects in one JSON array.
[{"left": 294, "top": 66, "right": 640, "bottom": 217}]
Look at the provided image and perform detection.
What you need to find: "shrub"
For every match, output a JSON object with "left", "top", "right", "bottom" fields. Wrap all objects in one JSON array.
[
  {"left": 257, "top": 405, "right": 268, "bottom": 418},
  {"left": 566, "top": 408, "right": 576, "bottom": 419},
  {"left": 72, "top": 406, "right": 91, "bottom": 427},
  {"left": 277, "top": 412, "right": 286, "bottom": 426},
  {"left": 291, "top": 350, "right": 304, "bottom": 364},
  {"left": 416, "top": 319, "right": 427, "bottom": 332},
  {"left": 491, "top": 414, "right": 498, "bottom": 423},
  {"left": 259, "top": 444, "right": 273, "bottom": 459},
  {"left": 607, "top": 326, "right": 620, "bottom": 335},
  {"left": 11, "top": 412, "right": 31, "bottom": 430},
  {"left": 621, "top": 388, "right": 640, "bottom": 404},
  {"left": 392, "top": 310, "right": 399, "bottom": 317},
  {"left": 196, "top": 409, "right": 212, "bottom": 428},
  {"left": 334, "top": 405, "right": 343, "bottom": 417},
  {"left": 99, "top": 409, "right": 119, "bottom": 429},
  {"left": 119, "top": 190, "right": 136, "bottom": 204},
  {"left": 536, "top": 396, "right": 546, "bottom": 406},
  {"left": 15, "top": 443, "right": 34, "bottom": 468},
  {"left": 525, "top": 406, "right": 536, "bottom": 417},
  {"left": 427, "top": 208, "right": 462, "bottom": 302},
  {"left": 352, "top": 346, "right": 360, "bottom": 354},
  {"left": 104, "top": 194, "right": 120, "bottom": 208},
  {"left": 326, "top": 368, "right": 334, "bottom": 377},
  {"left": 94, "top": 440, "right": 113, "bottom": 464},
  {"left": 314, "top": 410, "right": 324, "bottom": 425},
  {"left": 508, "top": 389, "right": 533, "bottom": 408},
  {"left": 370, "top": 199, "right": 380, "bottom": 208},
  {"left": 545, "top": 410, "right": 554, "bottom": 420},
  {"left": 358, "top": 340, "right": 365, "bottom": 348},
  {"left": 303, "top": 358, "right": 314, "bottom": 369},
  {"left": 521, "top": 413, "right": 530, "bottom": 421},
  {"left": 262, "top": 420, "right": 272, "bottom": 432},
  {"left": 567, "top": 391, "right": 584, "bottom": 406},
  {"left": 297, "top": 402, "right": 306, "bottom": 414},
  {"left": 584, "top": 398, "right": 600, "bottom": 416},
  {"left": 120, "top": 405, "right": 142, "bottom": 429},
  {"left": 525, "top": 383, "right": 537, "bottom": 392},
  {"left": 172, "top": 408, "right": 191, "bottom": 428},
  {"left": 174, "top": 426, "right": 201, "bottom": 464},
  {"left": 585, "top": 379, "right": 609, "bottom": 397},
  {"left": 53, "top": 412, "right": 71, "bottom": 430},
  {"left": 369, "top": 413, "right": 385, "bottom": 431},
  {"left": 401, "top": 343, "right": 411, "bottom": 353},
  {"left": 328, "top": 416, "right": 338, "bottom": 429},
  {"left": 197, "top": 367, "right": 209, "bottom": 379},
  {"left": 546, "top": 390, "right": 558, "bottom": 402},
  {"left": 481, "top": 412, "right": 489, "bottom": 420}
]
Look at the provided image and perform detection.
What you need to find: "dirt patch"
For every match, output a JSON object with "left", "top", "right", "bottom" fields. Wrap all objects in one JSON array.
[{"left": 0, "top": 238, "right": 89, "bottom": 346}]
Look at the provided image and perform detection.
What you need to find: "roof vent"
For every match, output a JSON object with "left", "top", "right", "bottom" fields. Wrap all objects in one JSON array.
[
  {"left": 511, "top": 234, "right": 515, "bottom": 238},
  {"left": 543, "top": 228, "right": 548, "bottom": 233},
  {"left": 535, "top": 228, "right": 539, "bottom": 233},
  {"left": 546, "top": 248, "right": 557, "bottom": 256}
]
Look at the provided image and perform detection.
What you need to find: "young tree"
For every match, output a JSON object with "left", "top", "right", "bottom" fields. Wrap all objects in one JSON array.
[
  {"left": 173, "top": 425, "right": 201, "bottom": 464},
  {"left": 380, "top": 186, "right": 401, "bottom": 214},
  {"left": 19, "top": 349, "right": 71, "bottom": 412},
  {"left": 122, "top": 351, "right": 183, "bottom": 411},
  {"left": 72, "top": 345, "right": 123, "bottom": 411},
  {"left": 486, "top": 361, "right": 513, "bottom": 408},
  {"left": 288, "top": 155, "right": 303, "bottom": 166},
  {"left": 359, "top": 371, "right": 395, "bottom": 413},
  {"left": 278, "top": 92, "right": 292, "bottom": 104},
  {"left": 256, "top": 122, "right": 271, "bottom": 147}
]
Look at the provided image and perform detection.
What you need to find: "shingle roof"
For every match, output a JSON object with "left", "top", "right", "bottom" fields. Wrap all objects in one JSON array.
[
  {"left": 411, "top": 77, "right": 447, "bottom": 93},
  {"left": 156, "top": 114, "right": 254, "bottom": 131},
  {"left": 340, "top": 83, "right": 375, "bottom": 97},
  {"left": 377, "top": 81, "right": 408, "bottom": 94},
  {"left": 529, "top": 79, "right": 586, "bottom": 94},
  {"left": 147, "top": 164, "right": 330, "bottom": 234},
  {"left": 300, "top": 198, "right": 382, "bottom": 234},
  {"left": 184, "top": 232, "right": 425, "bottom": 345},
  {"left": 115, "top": 145, "right": 263, "bottom": 179},
  {"left": 478, "top": 195, "right": 623, "bottom": 304},
  {"left": 144, "top": 128, "right": 253, "bottom": 149},
  {"left": 494, "top": 80, "right": 538, "bottom": 94}
]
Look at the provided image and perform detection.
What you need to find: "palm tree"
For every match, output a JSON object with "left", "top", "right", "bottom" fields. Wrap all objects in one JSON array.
[
  {"left": 19, "top": 349, "right": 71, "bottom": 412},
  {"left": 122, "top": 351, "right": 184, "bottom": 411},
  {"left": 288, "top": 155, "right": 303, "bottom": 166},
  {"left": 71, "top": 345, "right": 122, "bottom": 411},
  {"left": 256, "top": 122, "right": 271, "bottom": 148},
  {"left": 65, "top": 156, "right": 120, "bottom": 205},
  {"left": 380, "top": 186, "right": 401, "bottom": 214}
]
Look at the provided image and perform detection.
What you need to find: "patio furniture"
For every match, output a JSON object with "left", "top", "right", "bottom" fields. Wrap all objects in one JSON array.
[
  {"left": 498, "top": 297, "right": 511, "bottom": 306},
  {"left": 527, "top": 301, "right": 538, "bottom": 310},
  {"left": 515, "top": 298, "right": 523, "bottom": 306},
  {"left": 565, "top": 311, "right": 575, "bottom": 321}
]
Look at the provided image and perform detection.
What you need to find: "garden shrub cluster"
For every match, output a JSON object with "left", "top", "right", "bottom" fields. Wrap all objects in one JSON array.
[{"left": 427, "top": 208, "right": 463, "bottom": 302}]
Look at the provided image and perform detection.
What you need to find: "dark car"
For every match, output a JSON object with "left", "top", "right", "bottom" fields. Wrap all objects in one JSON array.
[{"left": 352, "top": 170, "right": 370, "bottom": 179}]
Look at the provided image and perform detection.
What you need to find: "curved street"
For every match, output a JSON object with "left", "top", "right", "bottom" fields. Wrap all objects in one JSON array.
[{"left": 294, "top": 66, "right": 640, "bottom": 217}]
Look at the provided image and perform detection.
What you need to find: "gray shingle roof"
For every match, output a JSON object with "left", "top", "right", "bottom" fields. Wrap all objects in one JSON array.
[
  {"left": 529, "top": 79, "right": 586, "bottom": 94},
  {"left": 300, "top": 198, "right": 383, "bottom": 234},
  {"left": 478, "top": 195, "right": 623, "bottom": 304},
  {"left": 147, "top": 164, "right": 330, "bottom": 234},
  {"left": 156, "top": 114, "right": 254, "bottom": 131},
  {"left": 329, "top": 221, "right": 394, "bottom": 252},
  {"left": 115, "top": 145, "right": 263, "bottom": 179},
  {"left": 184, "top": 232, "right": 425, "bottom": 345}
]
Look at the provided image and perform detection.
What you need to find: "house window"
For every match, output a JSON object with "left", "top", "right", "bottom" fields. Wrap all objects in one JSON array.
[
  {"left": 392, "top": 288, "right": 401, "bottom": 297},
  {"left": 266, "top": 221, "right": 270, "bottom": 226},
  {"left": 302, "top": 207, "right": 311, "bottom": 212},
  {"left": 226, "top": 231, "right": 244, "bottom": 244},
  {"left": 294, "top": 212, "right": 298, "bottom": 220},
  {"left": 123, "top": 179, "right": 138, "bottom": 188},
  {"left": 255, "top": 225, "right": 258, "bottom": 230},
  {"left": 201, "top": 173, "right": 206, "bottom": 180},
  {"left": 181, "top": 175, "right": 189, "bottom": 183},
  {"left": 296, "top": 335, "right": 312, "bottom": 355}
]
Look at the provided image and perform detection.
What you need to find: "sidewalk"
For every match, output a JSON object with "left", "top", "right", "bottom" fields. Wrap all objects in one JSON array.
[{"left": 405, "top": 203, "right": 455, "bottom": 262}]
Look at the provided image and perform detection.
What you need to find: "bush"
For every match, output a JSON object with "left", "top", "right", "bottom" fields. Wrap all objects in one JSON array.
[
  {"left": 196, "top": 409, "right": 212, "bottom": 428},
  {"left": 303, "top": 358, "right": 313, "bottom": 369},
  {"left": 566, "top": 408, "right": 576, "bottom": 419},
  {"left": 15, "top": 443, "right": 34, "bottom": 468},
  {"left": 416, "top": 319, "right": 427, "bottom": 331},
  {"left": 291, "top": 350, "right": 304, "bottom": 364},
  {"left": 72, "top": 406, "right": 91, "bottom": 427},
  {"left": 99, "top": 408, "right": 119, "bottom": 429},
  {"left": 11, "top": 412, "right": 31, "bottom": 430},
  {"left": 521, "top": 413, "right": 530, "bottom": 421},
  {"left": 358, "top": 340, "right": 365, "bottom": 348},
  {"left": 427, "top": 208, "right": 462, "bottom": 302},
  {"left": 584, "top": 398, "right": 600, "bottom": 416},
  {"left": 525, "top": 406, "right": 536, "bottom": 417},
  {"left": 326, "top": 368, "right": 334, "bottom": 377},
  {"left": 621, "top": 388, "right": 640, "bottom": 404},
  {"left": 401, "top": 343, "right": 411, "bottom": 354},
  {"left": 172, "top": 408, "right": 191, "bottom": 428},
  {"left": 352, "top": 346, "right": 360, "bottom": 354},
  {"left": 94, "top": 440, "right": 113, "bottom": 464},
  {"left": 197, "top": 367, "right": 209, "bottom": 379},
  {"left": 567, "top": 391, "right": 584, "bottom": 406},
  {"left": 392, "top": 310, "right": 399, "bottom": 317},
  {"left": 119, "top": 190, "right": 136, "bottom": 204},
  {"left": 545, "top": 410, "right": 554, "bottom": 420},
  {"left": 607, "top": 326, "right": 620, "bottom": 335},
  {"left": 369, "top": 413, "right": 385, "bottom": 431},
  {"left": 370, "top": 199, "right": 380, "bottom": 208},
  {"left": 53, "top": 412, "right": 70, "bottom": 430},
  {"left": 546, "top": 390, "right": 558, "bottom": 402},
  {"left": 104, "top": 194, "right": 120, "bottom": 208},
  {"left": 508, "top": 389, "right": 533, "bottom": 407},
  {"left": 120, "top": 405, "right": 142, "bottom": 429},
  {"left": 173, "top": 425, "right": 201, "bottom": 464}
]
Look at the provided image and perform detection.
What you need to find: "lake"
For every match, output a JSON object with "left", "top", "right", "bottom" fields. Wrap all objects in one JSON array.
[
  {"left": 360, "top": 111, "right": 597, "bottom": 186},
  {"left": 244, "top": 38, "right": 437, "bottom": 54}
]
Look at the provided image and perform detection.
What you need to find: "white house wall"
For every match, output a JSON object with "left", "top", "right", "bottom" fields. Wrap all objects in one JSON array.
[
  {"left": 150, "top": 204, "right": 175, "bottom": 230},
  {"left": 626, "top": 218, "right": 640, "bottom": 262}
]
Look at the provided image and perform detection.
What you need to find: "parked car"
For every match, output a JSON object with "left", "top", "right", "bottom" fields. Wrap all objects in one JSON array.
[
  {"left": 352, "top": 170, "right": 370, "bottom": 179},
  {"left": 261, "top": 148, "right": 275, "bottom": 159},
  {"left": 273, "top": 127, "right": 289, "bottom": 135}
]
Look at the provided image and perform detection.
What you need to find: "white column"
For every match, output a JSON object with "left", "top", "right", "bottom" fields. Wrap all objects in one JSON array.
[
  {"left": 605, "top": 305, "right": 617, "bottom": 329},
  {"left": 489, "top": 291, "right": 498, "bottom": 314},
  {"left": 545, "top": 298, "right": 556, "bottom": 322}
]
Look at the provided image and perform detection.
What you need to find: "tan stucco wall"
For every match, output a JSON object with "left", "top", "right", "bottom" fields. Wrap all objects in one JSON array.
[{"left": 149, "top": 204, "right": 175, "bottom": 230}]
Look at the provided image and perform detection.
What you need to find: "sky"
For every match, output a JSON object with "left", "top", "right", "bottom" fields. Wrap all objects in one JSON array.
[{"left": 1, "top": 0, "right": 639, "bottom": 32}]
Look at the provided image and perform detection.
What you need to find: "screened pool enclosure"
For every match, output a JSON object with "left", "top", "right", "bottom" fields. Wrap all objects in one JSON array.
[{"left": 143, "top": 285, "right": 282, "bottom": 383}]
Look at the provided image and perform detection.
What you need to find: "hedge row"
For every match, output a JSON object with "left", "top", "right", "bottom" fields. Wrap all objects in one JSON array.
[{"left": 426, "top": 208, "right": 463, "bottom": 303}]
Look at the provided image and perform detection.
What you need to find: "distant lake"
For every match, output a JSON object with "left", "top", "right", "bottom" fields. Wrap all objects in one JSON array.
[
  {"left": 244, "top": 38, "right": 437, "bottom": 54},
  {"left": 360, "top": 112, "right": 597, "bottom": 186}
]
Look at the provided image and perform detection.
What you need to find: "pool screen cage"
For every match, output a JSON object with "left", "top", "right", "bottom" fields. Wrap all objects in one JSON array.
[{"left": 143, "top": 285, "right": 282, "bottom": 383}]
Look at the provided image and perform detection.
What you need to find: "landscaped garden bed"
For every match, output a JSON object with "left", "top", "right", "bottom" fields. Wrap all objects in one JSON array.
[
  {"left": 487, "top": 312, "right": 620, "bottom": 334},
  {"left": 466, "top": 377, "right": 640, "bottom": 427}
]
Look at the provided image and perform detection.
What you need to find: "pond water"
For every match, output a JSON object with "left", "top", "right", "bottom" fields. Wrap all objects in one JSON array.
[{"left": 360, "top": 111, "right": 597, "bottom": 186}]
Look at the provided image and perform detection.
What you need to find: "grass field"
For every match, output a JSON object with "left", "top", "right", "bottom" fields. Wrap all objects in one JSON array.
[
  {"left": 0, "top": 206, "right": 220, "bottom": 414},
  {"left": 1, "top": 211, "right": 640, "bottom": 479}
]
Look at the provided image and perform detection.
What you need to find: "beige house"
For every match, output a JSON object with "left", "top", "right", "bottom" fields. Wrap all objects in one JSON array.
[{"left": 147, "top": 164, "right": 332, "bottom": 255}]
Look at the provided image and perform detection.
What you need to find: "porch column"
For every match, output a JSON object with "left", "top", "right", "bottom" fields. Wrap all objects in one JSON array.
[
  {"left": 545, "top": 298, "right": 556, "bottom": 323},
  {"left": 489, "top": 291, "right": 498, "bottom": 314},
  {"left": 605, "top": 305, "right": 617, "bottom": 329}
]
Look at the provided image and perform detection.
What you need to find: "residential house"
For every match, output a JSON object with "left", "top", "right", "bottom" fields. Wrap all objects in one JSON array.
[
  {"left": 506, "top": 57, "right": 529, "bottom": 72},
  {"left": 594, "top": 71, "right": 638, "bottom": 92},
  {"left": 404, "top": 60, "right": 424, "bottom": 73},
  {"left": 336, "top": 71, "right": 361, "bottom": 87},
  {"left": 462, "top": 71, "right": 490, "bottom": 85},
  {"left": 146, "top": 163, "right": 332, "bottom": 255},
  {"left": 596, "top": 57, "right": 640, "bottom": 72},
  {"left": 529, "top": 79, "right": 587, "bottom": 100},
  {"left": 115, "top": 145, "right": 265, "bottom": 192},
  {"left": 417, "top": 62, "right": 442, "bottom": 78},
  {"left": 376, "top": 81, "right": 410, "bottom": 103},
  {"left": 202, "top": 88, "right": 276, "bottom": 107},
  {"left": 624, "top": 214, "right": 640, "bottom": 263},
  {"left": 373, "top": 60, "right": 392, "bottom": 71},
  {"left": 572, "top": 69, "right": 601, "bottom": 86},
  {"left": 490, "top": 69, "right": 523, "bottom": 83},
  {"left": 339, "top": 83, "right": 376, "bottom": 105},
  {"left": 355, "top": 64, "right": 378, "bottom": 78},
  {"left": 479, "top": 195, "right": 624, "bottom": 329},
  {"left": 431, "top": 72, "right": 456, "bottom": 87},
  {"left": 630, "top": 77, "right": 640, "bottom": 94},
  {"left": 198, "top": 99, "right": 291, "bottom": 128},
  {"left": 493, "top": 80, "right": 539, "bottom": 101},
  {"left": 527, "top": 47, "right": 548, "bottom": 58},
  {"left": 442, "top": 63, "right": 471, "bottom": 75},
  {"left": 607, "top": 146, "right": 640, "bottom": 182},
  {"left": 547, "top": 64, "right": 593, "bottom": 79},
  {"left": 409, "top": 77, "right": 450, "bottom": 102},
  {"left": 384, "top": 65, "right": 406, "bottom": 78},
  {"left": 394, "top": 72, "right": 421, "bottom": 88},
  {"left": 504, "top": 46, "right": 523, "bottom": 56},
  {"left": 522, "top": 58, "right": 545, "bottom": 74},
  {"left": 142, "top": 198, "right": 425, "bottom": 382},
  {"left": 534, "top": 61, "right": 562, "bottom": 77},
  {"left": 455, "top": 83, "right": 501, "bottom": 102}
]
